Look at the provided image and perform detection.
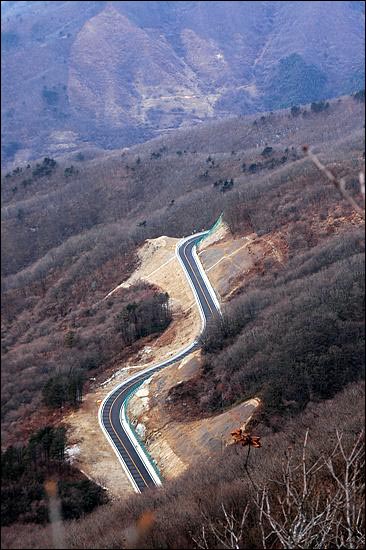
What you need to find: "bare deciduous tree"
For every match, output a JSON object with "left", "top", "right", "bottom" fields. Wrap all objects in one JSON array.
[
  {"left": 193, "top": 430, "right": 364, "bottom": 549},
  {"left": 258, "top": 429, "right": 365, "bottom": 549},
  {"left": 192, "top": 503, "right": 249, "bottom": 549}
]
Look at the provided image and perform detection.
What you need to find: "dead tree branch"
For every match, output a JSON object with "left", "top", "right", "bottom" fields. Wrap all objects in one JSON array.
[
  {"left": 256, "top": 429, "right": 365, "bottom": 549},
  {"left": 192, "top": 504, "right": 249, "bottom": 549},
  {"left": 303, "top": 146, "right": 365, "bottom": 219}
]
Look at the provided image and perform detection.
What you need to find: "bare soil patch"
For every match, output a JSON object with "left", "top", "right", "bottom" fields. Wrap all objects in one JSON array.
[{"left": 64, "top": 235, "right": 201, "bottom": 497}]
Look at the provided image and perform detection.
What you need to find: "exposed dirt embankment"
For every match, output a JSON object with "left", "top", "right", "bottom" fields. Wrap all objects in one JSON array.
[
  {"left": 64, "top": 223, "right": 291, "bottom": 495},
  {"left": 128, "top": 352, "right": 259, "bottom": 480},
  {"left": 64, "top": 235, "right": 201, "bottom": 499},
  {"left": 127, "top": 224, "right": 280, "bottom": 481},
  {"left": 127, "top": 212, "right": 364, "bottom": 484},
  {"left": 198, "top": 225, "right": 266, "bottom": 299},
  {"left": 106, "top": 235, "right": 201, "bottom": 354}
]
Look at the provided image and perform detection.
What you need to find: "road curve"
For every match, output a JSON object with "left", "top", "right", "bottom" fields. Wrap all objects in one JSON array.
[{"left": 99, "top": 231, "right": 220, "bottom": 493}]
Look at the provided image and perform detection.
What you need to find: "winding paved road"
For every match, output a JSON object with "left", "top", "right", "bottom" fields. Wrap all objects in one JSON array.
[{"left": 99, "top": 231, "right": 220, "bottom": 493}]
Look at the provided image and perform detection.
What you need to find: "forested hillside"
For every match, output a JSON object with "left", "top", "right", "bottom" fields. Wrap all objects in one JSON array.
[
  {"left": 1, "top": 93, "right": 364, "bottom": 548},
  {"left": 1, "top": 1, "right": 364, "bottom": 164},
  {"left": 1, "top": 94, "right": 364, "bottom": 445},
  {"left": 187, "top": 230, "right": 364, "bottom": 425}
]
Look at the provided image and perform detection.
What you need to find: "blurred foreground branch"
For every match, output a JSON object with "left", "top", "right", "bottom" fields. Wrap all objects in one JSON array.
[
  {"left": 44, "top": 479, "right": 66, "bottom": 549},
  {"left": 303, "top": 146, "right": 365, "bottom": 219}
]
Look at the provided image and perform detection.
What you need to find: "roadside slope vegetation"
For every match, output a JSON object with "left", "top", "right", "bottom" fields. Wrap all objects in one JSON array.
[
  {"left": 1, "top": 94, "right": 365, "bottom": 548},
  {"left": 2, "top": 94, "right": 364, "bottom": 444}
]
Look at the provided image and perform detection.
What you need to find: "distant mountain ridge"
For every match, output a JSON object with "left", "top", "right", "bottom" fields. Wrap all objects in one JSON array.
[{"left": 1, "top": 0, "right": 365, "bottom": 164}]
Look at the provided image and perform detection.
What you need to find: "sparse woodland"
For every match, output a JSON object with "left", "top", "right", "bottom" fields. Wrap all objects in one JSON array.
[
  {"left": 189, "top": 229, "right": 365, "bottom": 425},
  {"left": 1, "top": 383, "right": 364, "bottom": 549},
  {"left": 1, "top": 94, "right": 365, "bottom": 548}
]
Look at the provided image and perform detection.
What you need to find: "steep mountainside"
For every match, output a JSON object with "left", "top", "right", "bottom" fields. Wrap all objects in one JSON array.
[
  {"left": 1, "top": 94, "right": 364, "bottom": 446},
  {"left": 1, "top": 0, "right": 364, "bottom": 165},
  {"left": 1, "top": 97, "right": 365, "bottom": 548}
]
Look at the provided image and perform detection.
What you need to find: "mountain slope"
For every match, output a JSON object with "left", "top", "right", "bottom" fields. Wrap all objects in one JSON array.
[
  {"left": 1, "top": 94, "right": 364, "bottom": 447},
  {"left": 1, "top": 0, "right": 364, "bottom": 164}
]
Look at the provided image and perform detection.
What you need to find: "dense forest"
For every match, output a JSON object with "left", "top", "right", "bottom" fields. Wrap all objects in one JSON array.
[{"left": 1, "top": 426, "right": 107, "bottom": 527}]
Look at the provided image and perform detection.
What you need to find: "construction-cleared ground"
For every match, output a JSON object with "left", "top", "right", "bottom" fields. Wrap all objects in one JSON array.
[
  {"left": 127, "top": 212, "right": 363, "bottom": 486},
  {"left": 198, "top": 226, "right": 265, "bottom": 299},
  {"left": 126, "top": 224, "right": 275, "bottom": 482},
  {"left": 128, "top": 352, "right": 259, "bottom": 480},
  {"left": 64, "top": 234, "right": 201, "bottom": 499},
  {"left": 64, "top": 222, "right": 288, "bottom": 496}
]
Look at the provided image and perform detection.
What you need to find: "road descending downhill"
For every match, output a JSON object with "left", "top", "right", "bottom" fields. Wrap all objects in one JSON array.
[{"left": 99, "top": 231, "right": 221, "bottom": 493}]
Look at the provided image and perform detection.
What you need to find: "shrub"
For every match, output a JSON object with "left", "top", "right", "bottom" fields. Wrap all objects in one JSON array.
[
  {"left": 353, "top": 89, "right": 365, "bottom": 102},
  {"left": 59, "top": 479, "right": 107, "bottom": 519},
  {"left": 64, "top": 166, "right": 78, "bottom": 178},
  {"left": 115, "top": 292, "right": 171, "bottom": 345},
  {"left": 32, "top": 157, "right": 57, "bottom": 178},
  {"left": 42, "top": 88, "right": 59, "bottom": 106},
  {"left": 261, "top": 146, "right": 273, "bottom": 157},
  {"left": 311, "top": 100, "right": 330, "bottom": 113},
  {"left": 42, "top": 369, "right": 84, "bottom": 409},
  {"left": 291, "top": 105, "right": 301, "bottom": 117}
]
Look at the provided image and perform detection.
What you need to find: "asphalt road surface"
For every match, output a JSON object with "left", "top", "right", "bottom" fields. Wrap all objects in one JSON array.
[{"left": 99, "top": 232, "right": 220, "bottom": 492}]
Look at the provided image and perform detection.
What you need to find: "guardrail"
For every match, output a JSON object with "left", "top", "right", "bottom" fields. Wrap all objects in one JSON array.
[
  {"left": 99, "top": 223, "right": 223, "bottom": 493},
  {"left": 121, "top": 380, "right": 162, "bottom": 484},
  {"left": 195, "top": 213, "right": 223, "bottom": 249}
]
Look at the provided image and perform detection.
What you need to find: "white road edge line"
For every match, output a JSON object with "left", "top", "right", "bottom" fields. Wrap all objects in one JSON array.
[
  {"left": 98, "top": 401, "right": 141, "bottom": 493},
  {"left": 175, "top": 231, "right": 209, "bottom": 333},
  {"left": 99, "top": 230, "right": 219, "bottom": 493},
  {"left": 120, "top": 392, "right": 162, "bottom": 486},
  {"left": 99, "top": 338, "right": 197, "bottom": 493}
]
